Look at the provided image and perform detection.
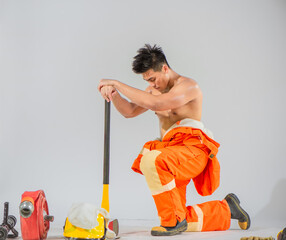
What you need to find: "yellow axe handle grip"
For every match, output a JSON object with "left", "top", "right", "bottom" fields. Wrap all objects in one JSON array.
[{"left": 101, "top": 184, "right": 109, "bottom": 212}]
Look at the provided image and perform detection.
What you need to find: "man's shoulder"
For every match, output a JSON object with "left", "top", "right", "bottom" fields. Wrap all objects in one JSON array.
[
  {"left": 176, "top": 76, "right": 199, "bottom": 88},
  {"left": 173, "top": 76, "right": 202, "bottom": 98}
]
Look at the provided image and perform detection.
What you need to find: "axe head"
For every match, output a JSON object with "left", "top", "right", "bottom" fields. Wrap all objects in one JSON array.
[{"left": 108, "top": 219, "right": 119, "bottom": 236}]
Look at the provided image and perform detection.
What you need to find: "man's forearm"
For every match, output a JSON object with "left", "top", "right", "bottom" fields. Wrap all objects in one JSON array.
[
  {"left": 111, "top": 91, "right": 142, "bottom": 118},
  {"left": 114, "top": 81, "right": 156, "bottom": 110}
]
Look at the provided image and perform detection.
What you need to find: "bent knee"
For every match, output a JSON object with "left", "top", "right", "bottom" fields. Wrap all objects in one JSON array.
[{"left": 140, "top": 150, "right": 162, "bottom": 174}]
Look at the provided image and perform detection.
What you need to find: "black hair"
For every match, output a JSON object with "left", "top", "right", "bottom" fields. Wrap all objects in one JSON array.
[{"left": 132, "top": 44, "right": 170, "bottom": 74}]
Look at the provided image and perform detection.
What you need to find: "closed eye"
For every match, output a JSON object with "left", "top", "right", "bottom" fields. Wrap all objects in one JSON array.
[{"left": 147, "top": 77, "right": 155, "bottom": 82}]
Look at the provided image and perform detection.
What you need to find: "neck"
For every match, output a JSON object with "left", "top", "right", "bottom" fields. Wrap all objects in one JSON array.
[{"left": 165, "top": 70, "right": 180, "bottom": 91}]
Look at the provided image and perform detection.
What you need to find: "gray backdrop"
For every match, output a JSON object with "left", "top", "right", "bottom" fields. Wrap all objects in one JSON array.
[{"left": 1, "top": 0, "right": 285, "bottom": 228}]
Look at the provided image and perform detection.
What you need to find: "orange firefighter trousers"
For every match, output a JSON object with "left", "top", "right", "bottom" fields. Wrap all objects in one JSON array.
[{"left": 132, "top": 127, "right": 231, "bottom": 231}]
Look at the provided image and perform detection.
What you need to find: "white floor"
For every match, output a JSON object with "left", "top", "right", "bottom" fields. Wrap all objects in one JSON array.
[{"left": 34, "top": 219, "right": 285, "bottom": 240}]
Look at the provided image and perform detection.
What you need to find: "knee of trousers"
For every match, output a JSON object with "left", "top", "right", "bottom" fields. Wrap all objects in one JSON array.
[
  {"left": 140, "top": 150, "right": 175, "bottom": 195},
  {"left": 140, "top": 150, "right": 162, "bottom": 174}
]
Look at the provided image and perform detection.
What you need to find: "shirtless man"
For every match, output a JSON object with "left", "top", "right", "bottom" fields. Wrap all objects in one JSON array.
[{"left": 98, "top": 44, "right": 250, "bottom": 236}]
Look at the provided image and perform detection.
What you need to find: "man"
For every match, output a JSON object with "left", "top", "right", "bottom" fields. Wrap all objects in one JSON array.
[{"left": 98, "top": 44, "right": 250, "bottom": 236}]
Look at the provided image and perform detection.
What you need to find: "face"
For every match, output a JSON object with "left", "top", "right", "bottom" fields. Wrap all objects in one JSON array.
[{"left": 142, "top": 65, "right": 169, "bottom": 92}]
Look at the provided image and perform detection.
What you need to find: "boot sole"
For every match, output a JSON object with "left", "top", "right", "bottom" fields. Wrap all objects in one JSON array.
[{"left": 151, "top": 221, "right": 188, "bottom": 236}]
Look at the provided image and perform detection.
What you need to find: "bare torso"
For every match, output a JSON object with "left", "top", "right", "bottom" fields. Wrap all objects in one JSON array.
[{"left": 149, "top": 77, "right": 202, "bottom": 138}]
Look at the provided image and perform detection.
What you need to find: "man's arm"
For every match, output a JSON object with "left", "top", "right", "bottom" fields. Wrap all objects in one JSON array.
[
  {"left": 100, "top": 86, "right": 148, "bottom": 118},
  {"left": 98, "top": 78, "right": 201, "bottom": 111}
]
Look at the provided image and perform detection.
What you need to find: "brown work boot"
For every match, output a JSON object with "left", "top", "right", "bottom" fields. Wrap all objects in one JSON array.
[
  {"left": 225, "top": 193, "right": 251, "bottom": 230},
  {"left": 241, "top": 237, "right": 274, "bottom": 240},
  {"left": 278, "top": 228, "right": 286, "bottom": 240},
  {"left": 151, "top": 219, "right": 188, "bottom": 236}
]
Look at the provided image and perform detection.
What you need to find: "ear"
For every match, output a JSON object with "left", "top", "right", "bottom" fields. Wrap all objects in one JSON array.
[{"left": 162, "top": 64, "right": 169, "bottom": 73}]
